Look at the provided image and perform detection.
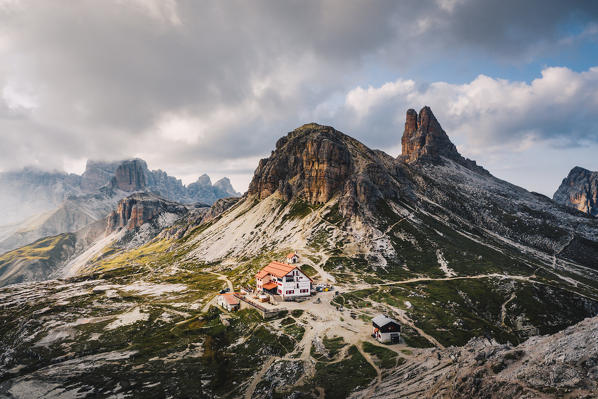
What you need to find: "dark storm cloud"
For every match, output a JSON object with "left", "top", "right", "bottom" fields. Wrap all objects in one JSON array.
[{"left": 0, "top": 0, "right": 597, "bottom": 190}]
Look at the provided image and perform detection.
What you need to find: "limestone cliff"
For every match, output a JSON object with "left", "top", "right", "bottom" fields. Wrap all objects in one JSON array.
[
  {"left": 110, "top": 159, "right": 147, "bottom": 192},
  {"left": 106, "top": 193, "right": 188, "bottom": 232},
  {"left": 553, "top": 166, "right": 598, "bottom": 217},
  {"left": 247, "top": 123, "right": 403, "bottom": 214}
]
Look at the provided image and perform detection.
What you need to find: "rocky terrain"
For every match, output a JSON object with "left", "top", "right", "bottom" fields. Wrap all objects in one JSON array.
[
  {"left": 554, "top": 166, "right": 598, "bottom": 217},
  {"left": 1, "top": 107, "right": 598, "bottom": 398},
  {"left": 355, "top": 315, "right": 598, "bottom": 398}
]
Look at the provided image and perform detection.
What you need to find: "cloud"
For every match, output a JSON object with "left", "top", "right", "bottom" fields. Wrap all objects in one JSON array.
[
  {"left": 327, "top": 66, "right": 598, "bottom": 156},
  {"left": 0, "top": 0, "right": 597, "bottom": 194}
]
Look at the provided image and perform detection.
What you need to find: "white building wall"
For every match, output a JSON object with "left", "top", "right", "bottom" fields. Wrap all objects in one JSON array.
[
  {"left": 376, "top": 331, "right": 400, "bottom": 343},
  {"left": 276, "top": 269, "right": 311, "bottom": 298}
]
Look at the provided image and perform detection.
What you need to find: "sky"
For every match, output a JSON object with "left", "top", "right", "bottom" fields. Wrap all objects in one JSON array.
[{"left": 1, "top": 0, "right": 598, "bottom": 196}]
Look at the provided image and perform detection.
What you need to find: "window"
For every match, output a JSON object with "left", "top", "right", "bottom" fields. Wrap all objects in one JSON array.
[
  {"left": 277, "top": 288, "right": 282, "bottom": 294},
  {"left": 296, "top": 283, "right": 299, "bottom": 288},
  {"left": 285, "top": 290, "right": 295, "bottom": 295},
  {"left": 300, "top": 289, "right": 309, "bottom": 293}
]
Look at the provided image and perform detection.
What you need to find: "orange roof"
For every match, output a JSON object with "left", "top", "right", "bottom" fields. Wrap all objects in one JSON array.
[
  {"left": 255, "top": 261, "right": 297, "bottom": 279},
  {"left": 262, "top": 282, "right": 278, "bottom": 290},
  {"left": 219, "top": 293, "right": 239, "bottom": 305},
  {"left": 286, "top": 252, "right": 298, "bottom": 258}
]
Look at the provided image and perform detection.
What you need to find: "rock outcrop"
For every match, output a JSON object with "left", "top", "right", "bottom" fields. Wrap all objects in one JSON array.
[
  {"left": 399, "top": 106, "right": 485, "bottom": 173},
  {"left": 553, "top": 166, "right": 598, "bottom": 217},
  {"left": 247, "top": 123, "right": 402, "bottom": 213},
  {"left": 106, "top": 193, "right": 188, "bottom": 232}
]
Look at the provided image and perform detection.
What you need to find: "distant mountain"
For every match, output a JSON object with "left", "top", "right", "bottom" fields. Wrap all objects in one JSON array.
[
  {"left": 104, "top": 158, "right": 240, "bottom": 203},
  {"left": 0, "top": 158, "right": 240, "bottom": 254},
  {"left": 553, "top": 166, "right": 598, "bottom": 217}
]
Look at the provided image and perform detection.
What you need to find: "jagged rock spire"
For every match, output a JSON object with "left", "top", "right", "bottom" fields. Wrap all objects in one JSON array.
[{"left": 400, "top": 106, "right": 461, "bottom": 163}]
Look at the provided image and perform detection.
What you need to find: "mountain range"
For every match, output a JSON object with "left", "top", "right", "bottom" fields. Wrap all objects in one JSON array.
[
  {"left": 0, "top": 107, "right": 597, "bottom": 398},
  {"left": 0, "top": 159, "right": 239, "bottom": 255}
]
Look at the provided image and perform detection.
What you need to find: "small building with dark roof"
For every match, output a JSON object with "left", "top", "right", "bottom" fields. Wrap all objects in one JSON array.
[{"left": 372, "top": 314, "right": 401, "bottom": 344}]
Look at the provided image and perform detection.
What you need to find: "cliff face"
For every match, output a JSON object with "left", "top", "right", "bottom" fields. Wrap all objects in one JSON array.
[
  {"left": 248, "top": 124, "right": 352, "bottom": 203},
  {"left": 247, "top": 123, "right": 402, "bottom": 213},
  {"left": 110, "top": 159, "right": 147, "bottom": 192},
  {"left": 80, "top": 160, "right": 120, "bottom": 192},
  {"left": 106, "top": 193, "right": 188, "bottom": 232},
  {"left": 553, "top": 166, "right": 598, "bottom": 217}
]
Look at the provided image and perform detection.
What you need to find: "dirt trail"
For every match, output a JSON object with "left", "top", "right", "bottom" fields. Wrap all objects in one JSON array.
[
  {"left": 200, "top": 272, "right": 234, "bottom": 312},
  {"left": 356, "top": 344, "right": 382, "bottom": 397},
  {"left": 212, "top": 272, "right": 234, "bottom": 291},
  {"left": 244, "top": 356, "right": 275, "bottom": 399},
  {"left": 500, "top": 292, "right": 516, "bottom": 328},
  {"left": 386, "top": 304, "right": 445, "bottom": 349},
  {"left": 372, "top": 217, "right": 408, "bottom": 240},
  {"left": 303, "top": 255, "right": 335, "bottom": 284},
  {"left": 373, "top": 273, "right": 533, "bottom": 287}
]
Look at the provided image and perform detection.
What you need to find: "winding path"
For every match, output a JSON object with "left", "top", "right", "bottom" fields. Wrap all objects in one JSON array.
[{"left": 500, "top": 292, "right": 516, "bottom": 328}]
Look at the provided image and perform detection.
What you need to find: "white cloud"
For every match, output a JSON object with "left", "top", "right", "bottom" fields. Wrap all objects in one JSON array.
[
  {"left": 2, "top": 81, "right": 38, "bottom": 110},
  {"left": 335, "top": 66, "right": 598, "bottom": 156},
  {"left": 0, "top": 1, "right": 597, "bottom": 195},
  {"left": 118, "top": 0, "right": 181, "bottom": 26}
]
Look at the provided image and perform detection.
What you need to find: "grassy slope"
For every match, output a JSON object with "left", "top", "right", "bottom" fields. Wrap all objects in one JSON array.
[{"left": 0, "top": 233, "right": 76, "bottom": 285}]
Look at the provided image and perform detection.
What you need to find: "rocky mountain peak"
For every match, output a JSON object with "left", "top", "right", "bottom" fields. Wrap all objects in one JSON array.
[
  {"left": 399, "top": 106, "right": 486, "bottom": 174},
  {"left": 80, "top": 160, "right": 121, "bottom": 192},
  {"left": 247, "top": 123, "right": 402, "bottom": 214},
  {"left": 553, "top": 166, "right": 598, "bottom": 216},
  {"left": 213, "top": 177, "right": 237, "bottom": 195},
  {"left": 196, "top": 174, "right": 212, "bottom": 186},
  {"left": 110, "top": 159, "right": 148, "bottom": 192},
  {"left": 400, "top": 106, "right": 461, "bottom": 163},
  {"left": 248, "top": 123, "right": 353, "bottom": 204}
]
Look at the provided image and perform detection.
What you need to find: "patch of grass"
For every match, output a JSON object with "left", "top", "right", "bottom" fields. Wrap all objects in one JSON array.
[
  {"left": 308, "top": 228, "right": 331, "bottom": 252},
  {"left": 311, "top": 335, "right": 347, "bottom": 361},
  {"left": 362, "top": 341, "right": 399, "bottom": 369},
  {"left": 322, "top": 202, "right": 343, "bottom": 225},
  {"left": 84, "top": 238, "right": 177, "bottom": 274},
  {"left": 299, "top": 264, "right": 318, "bottom": 278},
  {"left": 283, "top": 323, "right": 305, "bottom": 342},
  {"left": 291, "top": 309, "right": 304, "bottom": 318},
  {"left": 314, "top": 345, "right": 377, "bottom": 398},
  {"left": 284, "top": 199, "right": 321, "bottom": 221},
  {"left": 0, "top": 233, "right": 77, "bottom": 285}
]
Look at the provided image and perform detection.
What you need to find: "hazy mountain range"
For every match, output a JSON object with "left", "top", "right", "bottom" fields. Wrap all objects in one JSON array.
[{"left": 0, "top": 159, "right": 239, "bottom": 255}]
